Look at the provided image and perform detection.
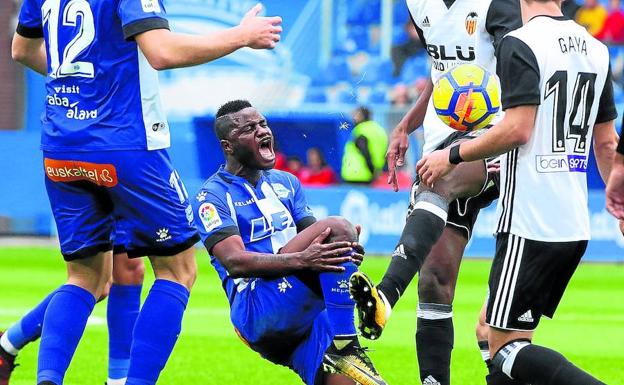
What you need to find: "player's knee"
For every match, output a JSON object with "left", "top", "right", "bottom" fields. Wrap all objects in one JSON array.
[
  {"left": 319, "top": 216, "right": 357, "bottom": 243},
  {"left": 113, "top": 257, "right": 145, "bottom": 285},
  {"left": 151, "top": 247, "right": 197, "bottom": 291},
  {"left": 475, "top": 315, "right": 489, "bottom": 341},
  {"left": 98, "top": 279, "right": 113, "bottom": 302},
  {"left": 417, "top": 266, "right": 453, "bottom": 303}
]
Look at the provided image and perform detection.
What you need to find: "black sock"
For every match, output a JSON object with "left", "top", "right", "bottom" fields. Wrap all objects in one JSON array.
[
  {"left": 377, "top": 191, "right": 448, "bottom": 307},
  {"left": 478, "top": 340, "right": 496, "bottom": 374},
  {"left": 494, "top": 342, "right": 606, "bottom": 385},
  {"left": 486, "top": 370, "right": 525, "bottom": 385},
  {"left": 416, "top": 304, "right": 453, "bottom": 385},
  {"left": 481, "top": 340, "right": 528, "bottom": 385}
]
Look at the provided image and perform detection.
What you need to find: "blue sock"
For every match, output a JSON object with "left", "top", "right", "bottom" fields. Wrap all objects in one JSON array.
[
  {"left": 126, "top": 280, "right": 189, "bottom": 385},
  {"left": 107, "top": 284, "right": 142, "bottom": 380},
  {"left": 37, "top": 284, "right": 96, "bottom": 385},
  {"left": 3, "top": 287, "right": 60, "bottom": 352},
  {"left": 319, "top": 260, "right": 358, "bottom": 337}
]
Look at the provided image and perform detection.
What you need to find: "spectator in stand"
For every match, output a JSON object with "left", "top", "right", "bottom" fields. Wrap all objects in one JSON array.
[
  {"left": 391, "top": 84, "right": 413, "bottom": 107},
  {"left": 286, "top": 156, "right": 304, "bottom": 179},
  {"left": 576, "top": 0, "right": 608, "bottom": 37},
  {"left": 341, "top": 107, "right": 388, "bottom": 184},
  {"left": 391, "top": 21, "right": 423, "bottom": 77},
  {"left": 596, "top": 0, "right": 624, "bottom": 44},
  {"left": 300, "top": 147, "right": 337, "bottom": 186}
]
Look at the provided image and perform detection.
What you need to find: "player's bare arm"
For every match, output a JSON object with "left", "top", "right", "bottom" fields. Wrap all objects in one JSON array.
[
  {"left": 11, "top": 34, "right": 46, "bottom": 76},
  {"left": 211, "top": 228, "right": 359, "bottom": 279},
  {"left": 592, "top": 120, "right": 619, "bottom": 183},
  {"left": 135, "top": 4, "right": 281, "bottom": 70},
  {"left": 607, "top": 148, "right": 624, "bottom": 219},
  {"left": 386, "top": 78, "right": 433, "bottom": 191},
  {"left": 417, "top": 105, "right": 536, "bottom": 186}
]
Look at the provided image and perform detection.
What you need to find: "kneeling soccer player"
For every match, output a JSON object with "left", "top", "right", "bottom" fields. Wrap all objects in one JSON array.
[{"left": 191, "top": 100, "right": 387, "bottom": 385}]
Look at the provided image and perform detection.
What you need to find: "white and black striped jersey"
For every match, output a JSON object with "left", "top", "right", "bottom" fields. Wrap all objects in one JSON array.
[
  {"left": 407, "top": 0, "right": 521, "bottom": 153},
  {"left": 495, "top": 16, "right": 617, "bottom": 241}
]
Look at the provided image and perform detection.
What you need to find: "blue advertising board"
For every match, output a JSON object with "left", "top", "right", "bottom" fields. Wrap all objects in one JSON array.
[{"left": 304, "top": 187, "right": 624, "bottom": 262}]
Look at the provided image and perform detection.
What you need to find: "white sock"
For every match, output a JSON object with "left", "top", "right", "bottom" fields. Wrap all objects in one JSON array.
[
  {"left": 0, "top": 332, "right": 18, "bottom": 356},
  {"left": 106, "top": 377, "right": 127, "bottom": 385}
]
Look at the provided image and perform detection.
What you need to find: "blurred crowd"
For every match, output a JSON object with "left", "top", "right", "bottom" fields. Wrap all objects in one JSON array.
[
  {"left": 274, "top": 106, "right": 413, "bottom": 189},
  {"left": 387, "top": 0, "right": 624, "bottom": 107}
]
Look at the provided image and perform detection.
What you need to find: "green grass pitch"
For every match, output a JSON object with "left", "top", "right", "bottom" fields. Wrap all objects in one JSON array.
[{"left": 0, "top": 247, "right": 623, "bottom": 384}]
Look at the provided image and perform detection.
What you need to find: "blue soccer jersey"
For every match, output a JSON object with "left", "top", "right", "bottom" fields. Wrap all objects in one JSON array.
[
  {"left": 192, "top": 167, "right": 315, "bottom": 301},
  {"left": 17, "top": 0, "right": 170, "bottom": 151}
]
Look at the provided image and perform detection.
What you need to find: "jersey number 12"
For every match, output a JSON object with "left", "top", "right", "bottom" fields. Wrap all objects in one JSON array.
[{"left": 42, "top": 0, "right": 95, "bottom": 78}]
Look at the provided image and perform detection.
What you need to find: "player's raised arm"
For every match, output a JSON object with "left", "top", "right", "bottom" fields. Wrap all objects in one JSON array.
[
  {"left": 386, "top": 78, "right": 433, "bottom": 191},
  {"left": 211, "top": 228, "right": 356, "bottom": 279},
  {"left": 134, "top": 4, "right": 282, "bottom": 70}
]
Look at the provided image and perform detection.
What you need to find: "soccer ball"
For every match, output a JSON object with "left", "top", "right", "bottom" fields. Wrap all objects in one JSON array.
[{"left": 432, "top": 63, "right": 501, "bottom": 132}]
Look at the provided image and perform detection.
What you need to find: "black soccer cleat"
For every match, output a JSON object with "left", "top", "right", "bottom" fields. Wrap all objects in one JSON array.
[
  {"left": 349, "top": 272, "right": 388, "bottom": 340},
  {"left": 323, "top": 340, "right": 387, "bottom": 385},
  {"left": 0, "top": 332, "right": 16, "bottom": 385}
]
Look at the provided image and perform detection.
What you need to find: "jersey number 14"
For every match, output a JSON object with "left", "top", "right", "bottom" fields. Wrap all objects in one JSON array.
[
  {"left": 544, "top": 71, "right": 597, "bottom": 154},
  {"left": 42, "top": 0, "right": 95, "bottom": 78}
]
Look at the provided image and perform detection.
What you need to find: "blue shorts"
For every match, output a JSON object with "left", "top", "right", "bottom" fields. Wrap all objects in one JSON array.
[
  {"left": 231, "top": 276, "right": 333, "bottom": 385},
  {"left": 112, "top": 222, "right": 129, "bottom": 255},
  {"left": 43, "top": 149, "right": 199, "bottom": 260}
]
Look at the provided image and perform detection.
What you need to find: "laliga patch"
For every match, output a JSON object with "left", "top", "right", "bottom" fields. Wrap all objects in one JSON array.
[
  {"left": 141, "top": 0, "right": 161, "bottom": 13},
  {"left": 44, "top": 158, "right": 118, "bottom": 187},
  {"left": 198, "top": 203, "right": 222, "bottom": 232},
  {"left": 271, "top": 183, "right": 290, "bottom": 199}
]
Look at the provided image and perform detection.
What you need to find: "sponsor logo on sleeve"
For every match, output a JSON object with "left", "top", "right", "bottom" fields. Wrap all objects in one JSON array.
[
  {"left": 141, "top": 0, "right": 161, "bottom": 13},
  {"left": 536, "top": 154, "right": 588, "bottom": 173},
  {"left": 44, "top": 158, "right": 118, "bottom": 187},
  {"left": 198, "top": 202, "right": 222, "bottom": 232}
]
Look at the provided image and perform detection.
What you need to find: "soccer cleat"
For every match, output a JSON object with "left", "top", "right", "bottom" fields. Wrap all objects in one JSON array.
[
  {"left": 349, "top": 272, "right": 388, "bottom": 340},
  {"left": 323, "top": 341, "right": 387, "bottom": 385},
  {"left": 0, "top": 333, "right": 16, "bottom": 385}
]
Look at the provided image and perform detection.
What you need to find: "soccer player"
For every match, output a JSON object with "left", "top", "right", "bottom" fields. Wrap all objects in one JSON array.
[
  {"left": 11, "top": 1, "right": 282, "bottom": 384},
  {"left": 606, "top": 117, "right": 624, "bottom": 220},
  {"left": 417, "top": 0, "right": 618, "bottom": 384},
  {"left": 191, "top": 100, "right": 386, "bottom": 385},
  {"left": 0, "top": 227, "right": 144, "bottom": 385},
  {"left": 348, "top": 1, "right": 520, "bottom": 384}
]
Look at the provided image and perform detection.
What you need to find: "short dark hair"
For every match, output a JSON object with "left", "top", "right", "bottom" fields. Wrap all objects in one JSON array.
[
  {"left": 356, "top": 106, "right": 371, "bottom": 121},
  {"left": 214, "top": 100, "right": 253, "bottom": 140}
]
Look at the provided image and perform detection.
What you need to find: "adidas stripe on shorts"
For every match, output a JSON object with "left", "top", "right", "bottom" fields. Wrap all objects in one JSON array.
[{"left": 486, "top": 233, "right": 587, "bottom": 331}]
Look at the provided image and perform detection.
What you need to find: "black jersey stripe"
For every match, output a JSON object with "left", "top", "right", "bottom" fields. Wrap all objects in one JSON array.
[
  {"left": 496, "top": 151, "right": 512, "bottom": 231},
  {"left": 497, "top": 149, "right": 519, "bottom": 233},
  {"left": 497, "top": 150, "right": 514, "bottom": 232},
  {"left": 503, "top": 149, "right": 519, "bottom": 232}
]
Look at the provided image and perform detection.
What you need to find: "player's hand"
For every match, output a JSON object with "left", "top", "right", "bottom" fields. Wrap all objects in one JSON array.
[
  {"left": 299, "top": 228, "right": 356, "bottom": 272},
  {"left": 486, "top": 158, "right": 501, "bottom": 174},
  {"left": 386, "top": 126, "right": 410, "bottom": 192},
  {"left": 416, "top": 148, "right": 455, "bottom": 187},
  {"left": 239, "top": 3, "right": 282, "bottom": 49},
  {"left": 606, "top": 161, "right": 624, "bottom": 220}
]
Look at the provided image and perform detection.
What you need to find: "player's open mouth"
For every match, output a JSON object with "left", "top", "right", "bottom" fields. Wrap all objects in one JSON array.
[{"left": 258, "top": 136, "right": 275, "bottom": 161}]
